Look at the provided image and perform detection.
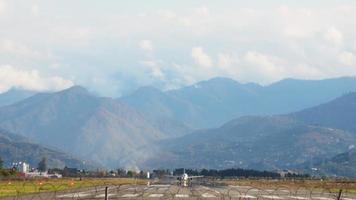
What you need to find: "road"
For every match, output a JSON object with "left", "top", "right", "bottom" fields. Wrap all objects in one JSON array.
[{"left": 2, "top": 182, "right": 356, "bottom": 199}]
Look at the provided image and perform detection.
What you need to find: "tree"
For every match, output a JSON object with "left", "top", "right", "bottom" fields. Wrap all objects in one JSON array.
[
  {"left": 0, "top": 156, "right": 3, "bottom": 169},
  {"left": 127, "top": 170, "right": 134, "bottom": 178},
  {"left": 38, "top": 157, "right": 47, "bottom": 172}
]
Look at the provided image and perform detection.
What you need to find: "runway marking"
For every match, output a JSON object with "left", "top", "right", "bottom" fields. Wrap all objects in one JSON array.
[
  {"left": 281, "top": 190, "right": 290, "bottom": 192},
  {"left": 175, "top": 194, "right": 189, "bottom": 198},
  {"left": 229, "top": 185, "right": 251, "bottom": 188},
  {"left": 95, "top": 193, "right": 115, "bottom": 198},
  {"left": 261, "top": 195, "right": 285, "bottom": 199},
  {"left": 288, "top": 196, "right": 309, "bottom": 199},
  {"left": 149, "top": 194, "right": 164, "bottom": 197},
  {"left": 202, "top": 193, "right": 216, "bottom": 198},
  {"left": 150, "top": 184, "right": 170, "bottom": 187},
  {"left": 122, "top": 193, "right": 140, "bottom": 198},
  {"left": 57, "top": 192, "right": 92, "bottom": 198},
  {"left": 234, "top": 194, "right": 257, "bottom": 199}
]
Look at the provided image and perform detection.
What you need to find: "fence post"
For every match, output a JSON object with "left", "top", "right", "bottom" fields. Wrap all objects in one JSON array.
[
  {"left": 105, "top": 186, "right": 108, "bottom": 200},
  {"left": 336, "top": 189, "right": 342, "bottom": 200}
]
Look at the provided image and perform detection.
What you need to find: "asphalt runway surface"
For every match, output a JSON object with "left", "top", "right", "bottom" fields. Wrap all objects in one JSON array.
[{"left": 2, "top": 182, "right": 356, "bottom": 200}]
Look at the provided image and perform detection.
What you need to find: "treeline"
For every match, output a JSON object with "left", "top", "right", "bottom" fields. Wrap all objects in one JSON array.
[
  {"left": 0, "top": 156, "right": 17, "bottom": 177},
  {"left": 173, "top": 168, "right": 309, "bottom": 178}
]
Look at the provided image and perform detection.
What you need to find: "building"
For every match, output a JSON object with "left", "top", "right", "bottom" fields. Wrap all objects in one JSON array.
[{"left": 13, "top": 162, "right": 30, "bottom": 173}]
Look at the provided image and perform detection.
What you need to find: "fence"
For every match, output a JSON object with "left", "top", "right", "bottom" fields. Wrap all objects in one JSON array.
[{"left": 0, "top": 180, "right": 355, "bottom": 199}]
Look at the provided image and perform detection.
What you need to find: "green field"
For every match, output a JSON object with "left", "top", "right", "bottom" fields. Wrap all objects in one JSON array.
[{"left": 0, "top": 178, "right": 146, "bottom": 197}]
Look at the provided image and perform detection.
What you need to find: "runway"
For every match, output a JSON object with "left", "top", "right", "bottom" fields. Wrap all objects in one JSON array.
[{"left": 5, "top": 182, "right": 355, "bottom": 200}]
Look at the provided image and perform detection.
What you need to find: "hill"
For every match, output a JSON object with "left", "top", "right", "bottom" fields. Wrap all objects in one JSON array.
[
  {"left": 0, "top": 128, "right": 89, "bottom": 169},
  {"left": 292, "top": 92, "right": 356, "bottom": 132},
  {"left": 312, "top": 148, "right": 356, "bottom": 178},
  {"left": 122, "top": 77, "right": 356, "bottom": 129},
  {"left": 0, "top": 86, "right": 165, "bottom": 168},
  {"left": 144, "top": 116, "right": 356, "bottom": 170}
]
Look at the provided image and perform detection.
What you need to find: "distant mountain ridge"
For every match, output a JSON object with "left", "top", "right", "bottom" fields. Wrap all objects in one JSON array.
[
  {"left": 122, "top": 76, "right": 356, "bottom": 129},
  {"left": 1, "top": 77, "right": 356, "bottom": 175}
]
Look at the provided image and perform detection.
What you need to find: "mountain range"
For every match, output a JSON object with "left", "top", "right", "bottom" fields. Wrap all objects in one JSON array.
[
  {"left": 1, "top": 76, "right": 356, "bottom": 175},
  {"left": 144, "top": 91, "right": 356, "bottom": 176},
  {"left": 122, "top": 77, "right": 356, "bottom": 129}
]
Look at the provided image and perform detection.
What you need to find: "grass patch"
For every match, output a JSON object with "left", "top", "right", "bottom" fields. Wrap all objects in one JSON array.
[{"left": 0, "top": 178, "right": 146, "bottom": 197}]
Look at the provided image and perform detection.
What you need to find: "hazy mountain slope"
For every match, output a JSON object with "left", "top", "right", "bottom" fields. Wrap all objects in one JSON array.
[
  {"left": 145, "top": 116, "right": 355, "bottom": 170},
  {"left": 120, "top": 86, "right": 193, "bottom": 136},
  {"left": 122, "top": 77, "right": 261, "bottom": 129},
  {"left": 263, "top": 77, "right": 356, "bottom": 113},
  {"left": 166, "top": 77, "right": 261, "bottom": 128},
  {"left": 291, "top": 92, "right": 356, "bottom": 132},
  {"left": 0, "top": 86, "right": 165, "bottom": 168},
  {"left": 0, "top": 89, "right": 36, "bottom": 107},
  {"left": 144, "top": 92, "right": 356, "bottom": 171},
  {"left": 122, "top": 77, "right": 356, "bottom": 129},
  {"left": 0, "top": 128, "right": 90, "bottom": 169},
  {"left": 312, "top": 149, "right": 356, "bottom": 177}
]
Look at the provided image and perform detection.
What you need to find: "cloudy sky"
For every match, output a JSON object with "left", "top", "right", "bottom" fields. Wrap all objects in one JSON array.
[{"left": 1, "top": 0, "right": 356, "bottom": 96}]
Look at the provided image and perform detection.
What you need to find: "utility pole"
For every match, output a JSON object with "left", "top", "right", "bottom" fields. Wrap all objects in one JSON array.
[
  {"left": 336, "top": 189, "right": 342, "bottom": 200},
  {"left": 104, "top": 186, "right": 108, "bottom": 200}
]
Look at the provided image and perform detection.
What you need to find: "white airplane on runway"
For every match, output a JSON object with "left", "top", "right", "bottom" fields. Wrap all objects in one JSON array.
[{"left": 167, "top": 169, "right": 203, "bottom": 187}]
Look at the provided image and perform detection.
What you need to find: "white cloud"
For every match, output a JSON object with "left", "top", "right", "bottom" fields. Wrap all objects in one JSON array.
[
  {"left": 0, "top": 1, "right": 5, "bottom": 15},
  {"left": 324, "top": 27, "right": 343, "bottom": 46},
  {"left": 195, "top": 6, "right": 210, "bottom": 17},
  {"left": 1, "top": 1, "right": 356, "bottom": 96},
  {"left": 0, "top": 65, "right": 73, "bottom": 93},
  {"left": 0, "top": 39, "right": 53, "bottom": 61},
  {"left": 139, "top": 40, "right": 154, "bottom": 53},
  {"left": 191, "top": 47, "right": 213, "bottom": 68},
  {"left": 338, "top": 51, "right": 356, "bottom": 66},
  {"left": 218, "top": 53, "right": 239, "bottom": 68},
  {"left": 157, "top": 10, "right": 176, "bottom": 20},
  {"left": 31, "top": 4, "right": 39, "bottom": 16},
  {"left": 140, "top": 60, "right": 165, "bottom": 79},
  {"left": 244, "top": 51, "right": 283, "bottom": 74},
  {"left": 140, "top": 60, "right": 157, "bottom": 67}
]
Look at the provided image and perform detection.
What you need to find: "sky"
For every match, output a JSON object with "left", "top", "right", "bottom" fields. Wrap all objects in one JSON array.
[{"left": 0, "top": 0, "right": 356, "bottom": 96}]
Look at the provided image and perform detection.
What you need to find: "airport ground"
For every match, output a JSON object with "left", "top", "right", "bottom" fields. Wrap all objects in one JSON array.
[{"left": 0, "top": 178, "right": 356, "bottom": 199}]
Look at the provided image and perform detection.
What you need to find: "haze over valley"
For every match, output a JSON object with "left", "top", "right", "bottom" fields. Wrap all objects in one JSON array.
[
  {"left": 1, "top": 77, "right": 356, "bottom": 177},
  {"left": 1, "top": 0, "right": 356, "bottom": 179}
]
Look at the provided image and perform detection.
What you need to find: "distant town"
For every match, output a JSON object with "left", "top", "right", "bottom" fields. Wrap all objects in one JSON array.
[{"left": 1, "top": 156, "right": 308, "bottom": 180}]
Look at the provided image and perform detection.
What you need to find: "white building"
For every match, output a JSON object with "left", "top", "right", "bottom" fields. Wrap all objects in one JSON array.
[{"left": 16, "top": 162, "right": 30, "bottom": 173}]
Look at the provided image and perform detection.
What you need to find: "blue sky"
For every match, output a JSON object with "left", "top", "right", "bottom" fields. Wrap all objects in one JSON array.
[{"left": 0, "top": 0, "right": 356, "bottom": 96}]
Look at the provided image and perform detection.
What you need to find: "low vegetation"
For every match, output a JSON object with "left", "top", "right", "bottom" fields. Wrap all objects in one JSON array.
[
  {"left": 0, "top": 178, "right": 146, "bottom": 197},
  {"left": 225, "top": 179, "right": 356, "bottom": 194}
]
